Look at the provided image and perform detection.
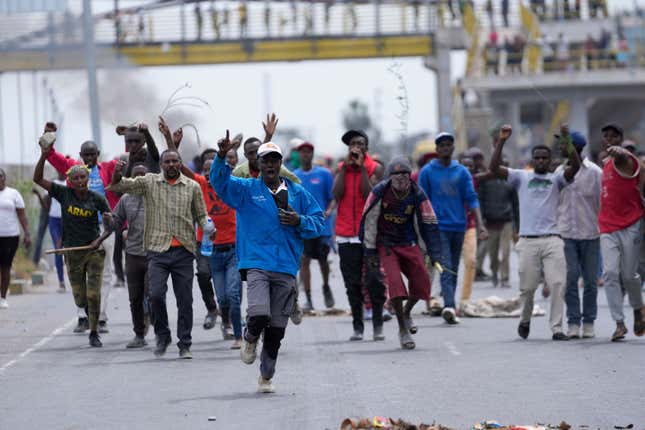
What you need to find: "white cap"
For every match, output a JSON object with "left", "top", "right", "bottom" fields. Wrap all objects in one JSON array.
[{"left": 257, "top": 141, "right": 283, "bottom": 158}]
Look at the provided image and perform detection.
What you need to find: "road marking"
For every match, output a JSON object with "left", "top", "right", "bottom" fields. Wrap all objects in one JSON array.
[
  {"left": 444, "top": 341, "right": 462, "bottom": 356},
  {"left": 0, "top": 317, "right": 76, "bottom": 376}
]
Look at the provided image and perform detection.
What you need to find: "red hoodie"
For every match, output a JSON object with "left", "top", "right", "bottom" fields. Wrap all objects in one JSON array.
[{"left": 336, "top": 153, "right": 378, "bottom": 237}]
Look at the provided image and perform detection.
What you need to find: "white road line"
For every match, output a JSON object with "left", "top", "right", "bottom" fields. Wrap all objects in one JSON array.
[
  {"left": 444, "top": 341, "right": 462, "bottom": 356},
  {"left": 0, "top": 317, "right": 76, "bottom": 376}
]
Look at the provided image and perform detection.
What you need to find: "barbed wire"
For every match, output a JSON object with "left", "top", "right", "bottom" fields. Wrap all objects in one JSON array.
[{"left": 387, "top": 61, "right": 409, "bottom": 145}]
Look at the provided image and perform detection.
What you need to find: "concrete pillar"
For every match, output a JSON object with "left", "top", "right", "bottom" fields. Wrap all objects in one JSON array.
[
  {"left": 436, "top": 39, "right": 452, "bottom": 133},
  {"left": 508, "top": 100, "right": 521, "bottom": 165},
  {"left": 568, "top": 95, "right": 589, "bottom": 139}
]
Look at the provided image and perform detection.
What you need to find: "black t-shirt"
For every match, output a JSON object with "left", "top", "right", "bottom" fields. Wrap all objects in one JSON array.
[
  {"left": 50, "top": 183, "right": 110, "bottom": 247},
  {"left": 377, "top": 187, "right": 417, "bottom": 246}
]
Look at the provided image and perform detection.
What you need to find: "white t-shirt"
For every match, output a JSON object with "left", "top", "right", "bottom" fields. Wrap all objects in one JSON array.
[
  {"left": 48, "top": 179, "right": 66, "bottom": 218},
  {"left": 507, "top": 168, "right": 568, "bottom": 236},
  {"left": 0, "top": 187, "right": 25, "bottom": 237}
]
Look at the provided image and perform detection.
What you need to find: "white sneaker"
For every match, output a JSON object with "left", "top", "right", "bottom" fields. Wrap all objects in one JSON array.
[
  {"left": 0, "top": 298, "right": 8, "bottom": 309},
  {"left": 258, "top": 376, "right": 275, "bottom": 393},
  {"left": 240, "top": 338, "right": 258, "bottom": 364},
  {"left": 441, "top": 307, "right": 460, "bottom": 324},
  {"left": 567, "top": 324, "right": 581, "bottom": 339},
  {"left": 582, "top": 323, "right": 595, "bottom": 338}
]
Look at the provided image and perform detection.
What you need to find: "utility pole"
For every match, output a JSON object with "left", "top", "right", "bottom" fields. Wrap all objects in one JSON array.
[
  {"left": 83, "top": 0, "right": 102, "bottom": 149},
  {"left": 17, "top": 74, "right": 25, "bottom": 177}
]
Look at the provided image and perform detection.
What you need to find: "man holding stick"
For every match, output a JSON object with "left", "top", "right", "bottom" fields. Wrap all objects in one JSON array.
[{"left": 34, "top": 148, "right": 113, "bottom": 348}]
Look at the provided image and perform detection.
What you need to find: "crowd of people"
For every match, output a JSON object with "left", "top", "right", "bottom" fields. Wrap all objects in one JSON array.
[{"left": 1, "top": 113, "right": 644, "bottom": 393}]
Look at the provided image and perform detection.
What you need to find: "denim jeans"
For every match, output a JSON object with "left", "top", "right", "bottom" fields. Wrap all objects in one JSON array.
[
  {"left": 209, "top": 247, "right": 242, "bottom": 339},
  {"left": 439, "top": 230, "right": 466, "bottom": 309},
  {"left": 563, "top": 238, "right": 599, "bottom": 326}
]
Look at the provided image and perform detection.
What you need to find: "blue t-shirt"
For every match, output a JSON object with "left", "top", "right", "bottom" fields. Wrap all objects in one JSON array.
[
  {"left": 418, "top": 159, "right": 479, "bottom": 232},
  {"left": 88, "top": 165, "right": 106, "bottom": 222},
  {"left": 294, "top": 166, "right": 334, "bottom": 237}
]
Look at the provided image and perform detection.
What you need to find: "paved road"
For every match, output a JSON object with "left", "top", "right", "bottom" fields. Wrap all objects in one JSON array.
[{"left": 1, "top": 253, "right": 644, "bottom": 429}]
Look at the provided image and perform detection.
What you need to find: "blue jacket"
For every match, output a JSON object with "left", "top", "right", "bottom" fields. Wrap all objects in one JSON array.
[
  {"left": 210, "top": 156, "right": 325, "bottom": 276},
  {"left": 418, "top": 159, "right": 479, "bottom": 232}
]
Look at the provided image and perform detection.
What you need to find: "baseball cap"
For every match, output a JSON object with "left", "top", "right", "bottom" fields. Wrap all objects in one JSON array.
[
  {"left": 341, "top": 130, "right": 369, "bottom": 145},
  {"left": 601, "top": 123, "right": 624, "bottom": 137},
  {"left": 554, "top": 131, "right": 587, "bottom": 149},
  {"left": 296, "top": 141, "right": 315, "bottom": 151},
  {"left": 622, "top": 139, "right": 637, "bottom": 151},
  {"left": 435, "top": 132, "right": 455, "bottom": 144},
  {"left": 257, "top": 141, "right": 283, "bottom": 158},
  {"left": 386, "top": 156, "right": 412, "bottom": 176}
]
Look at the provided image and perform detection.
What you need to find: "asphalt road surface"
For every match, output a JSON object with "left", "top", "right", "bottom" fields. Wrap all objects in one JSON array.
[{"left": 1, "top": 252, "right": 644, "bottom": 429}]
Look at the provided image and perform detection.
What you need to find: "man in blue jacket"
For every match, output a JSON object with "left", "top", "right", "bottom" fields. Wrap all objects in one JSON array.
[
  {"left": 211, "top": 133, "right": 325, "bottom": 394},
  {"left": 418, "top": 132, "right": 488, "bottom": 325}
]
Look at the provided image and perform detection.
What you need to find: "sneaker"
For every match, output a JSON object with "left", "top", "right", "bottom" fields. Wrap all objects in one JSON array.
[
  {"left": 567, "top": 324, "right": 581, "bottom": 339},
  {"left": 179, "top": 348, "right": 193, "bottom": 359},
  {"left": 382, "top": 309, "right": 393, "bottom": 322},
  {"left": 290, "top": 303, "right": 303, "bottom": 325},
  {"left": 518, "top": 321, "right": 530, "bottom": 339},
  {"left": 429, "top": 298, "right": 443, "bottom": 317},
  {"left": 302, "top": 300, "right": 313, "bottom": 313},
  {"left": 126, "top": 336, "right": 147, "bottom": 349},
  {"left": 322, "top": 284, "right": 335, "bottom": 308},
  {"left": 349, "top": 330, "right": 363, "bottom": 341},
  {"left": 154, "top": 337, "right": 171, "bottom": 357},
  {"left": 203, "top": 312, "right": 217, "bottom": 330},
  {"left": 240, "top": 337, "right": 258, "bottom": 364},
  {"left": 633, "top": 307, "right": 645, "bottom": 337},
  {"left": 57, "top": 283, "right": 66, "bottom": 293},
  {"left": 582, "top": 323, "right": 595, "bottom": 338},
  {"left": 399, "top": 330, "right": 416, "bottom": 349},
  {"left": 219, "top": 323, "right": 234, "bottom": 340},
  {"left": 230, "top": 339, "right": 242, "bottom": 350},
  {"left": 611, "top": 322, "right": 628, "bottom": 342},
  {"left": 98, "top": 320, "right": 109, "bottom": 334},
  {"left": 404, "top": 317, "right": 418, "bottom": 334},
  {"left": 552, "top": 332, "right": 570, "bottom": 341},
  {"left": 441, "top": 307, "right": 460, "bottom": 325},
  {"left": 258, "top": 376, "right": 275, "bottom": 393},
  {"left": 363, "top": 308, "right": 373, "bottom": 321},
  {"left": 89, "top": 331, "right": 103, "bottom": 347},
  {"left": 373, "top": 325, "right": 385, "bottom": 341},
  {"left": 73, "top": 317, "right": 89, "bottom": 333},
  {"left": 0, "top": 298, "right": 8, "bottom": 309},
  {"left": 475, "top": 270, "right": 491, "bottom": 282}
]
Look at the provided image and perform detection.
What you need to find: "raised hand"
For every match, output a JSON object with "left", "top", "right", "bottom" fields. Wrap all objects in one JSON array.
[
  {"left": 158, "top": 116, "right": 171, "bottom": 139},
  {"left": 499, "top": 124, "right": 512, "bottom": 141},
  {"left": 172, "top": 128, "right": 183, "bottom": 148},
  {"left": 114, "top": 159, "right": 127, "bottom": 175},
  {"left": 115, "top": 125, "right": 127, "bottom": 136},
  {"left": 262, "top": 113, "right": 279, "bottom": 141},
  {"left": 217, "top": 130, "right": 232, "bottom": 158}
]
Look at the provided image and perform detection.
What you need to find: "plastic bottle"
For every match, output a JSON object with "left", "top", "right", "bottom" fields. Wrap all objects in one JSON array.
[{"left": 200, "top": 219, "right": 214, "bottom": 257}]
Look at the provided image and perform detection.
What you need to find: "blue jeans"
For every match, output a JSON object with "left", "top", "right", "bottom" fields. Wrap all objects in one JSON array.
[
  {"left": 563, "top": 238, "right": 599, "bottom": 325},
  {"left": 209, "top": 247, "right": 242, "bottom": 339},
  {"left": 48, "top": 216, "right": 64, "bottom": 283},
  {"left": 439, "top": 230, "right": 466, "bottom": 309}
]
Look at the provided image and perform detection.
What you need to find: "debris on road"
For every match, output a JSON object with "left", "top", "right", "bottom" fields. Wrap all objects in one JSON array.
[
  {"left": 340, "top": 419, "right": 584, "bottom": 430},
  {"left": 460, "top": 296, "right": 546, "bottom": 318}
]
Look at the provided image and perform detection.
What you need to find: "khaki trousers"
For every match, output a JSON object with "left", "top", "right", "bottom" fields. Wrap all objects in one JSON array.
[{"left": 516, "top": 235, "right": 566, "bottom": 333}]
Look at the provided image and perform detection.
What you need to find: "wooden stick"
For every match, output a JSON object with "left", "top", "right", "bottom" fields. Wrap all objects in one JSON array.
[{"left": 45, "top": 245, "right": 94, "bottom": 255}]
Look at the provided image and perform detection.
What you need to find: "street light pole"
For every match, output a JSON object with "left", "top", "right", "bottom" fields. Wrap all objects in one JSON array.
[{"left": 83, "top": 0, "right": 102, "bottom": 149}]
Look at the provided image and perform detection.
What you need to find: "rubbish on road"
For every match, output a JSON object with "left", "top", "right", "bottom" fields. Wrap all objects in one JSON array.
[
  {"left": 471, "top": 421, "right": 504, "bottom": 429},
  {"left": 340, "top": 417, "right": 457, "bottom": 429},
  {"left": 207, "top": 416, "right": 217, "bottom": 422},
  {"left": 303, "top": 308, "right": 350, "bottom": 317},
  {"left": 460, "top": 296, "right": 546, "bottom": 318}
]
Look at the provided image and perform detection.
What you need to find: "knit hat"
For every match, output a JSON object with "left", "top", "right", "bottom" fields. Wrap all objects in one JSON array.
[{"left": 386, "top": 156, "right": 413, "bottom": 177}]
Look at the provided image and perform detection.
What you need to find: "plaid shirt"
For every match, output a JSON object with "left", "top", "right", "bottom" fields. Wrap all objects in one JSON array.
[{"left": 109, "top": 173, "right": 208, "bottom": 254}]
